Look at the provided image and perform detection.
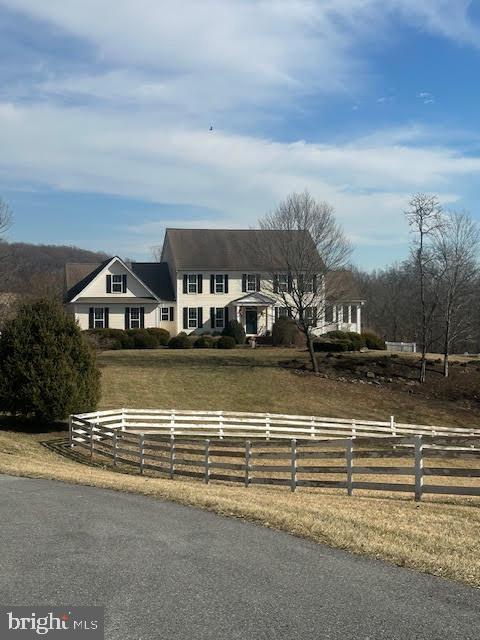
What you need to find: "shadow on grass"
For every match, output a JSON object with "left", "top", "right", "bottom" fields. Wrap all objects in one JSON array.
[{"left": 0, "top": 414, "right": 66, "bottom": 434}]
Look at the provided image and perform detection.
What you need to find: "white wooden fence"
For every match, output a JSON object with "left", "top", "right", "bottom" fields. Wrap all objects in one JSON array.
[
  {"left": 70, "top": 408, "right": 480, "bottom": 442},
  {"left": 69, "top": 409, "right": 480, "bottom": 501},
  {"left": 385, "top": 341, "right": 417, "bottom": 353}
]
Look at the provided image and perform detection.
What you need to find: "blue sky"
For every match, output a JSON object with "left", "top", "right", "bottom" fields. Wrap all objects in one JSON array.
[{"left": 1, "top": 1, "right": 480, "bottom": 268}]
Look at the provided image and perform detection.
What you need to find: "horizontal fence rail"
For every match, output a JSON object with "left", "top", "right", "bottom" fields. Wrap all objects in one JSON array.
[{"left": 69, "top": 409, "right": 480, "bottom": 502}]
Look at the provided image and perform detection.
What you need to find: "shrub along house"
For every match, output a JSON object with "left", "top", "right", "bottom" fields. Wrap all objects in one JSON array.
[{"left": 64, "top": 228, "right": 364, "bottom": 337}]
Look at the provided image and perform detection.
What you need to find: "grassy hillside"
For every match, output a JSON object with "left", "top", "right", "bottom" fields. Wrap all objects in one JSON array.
[{"left": 97, "top": 348, "right": 480, "bottom": 428}]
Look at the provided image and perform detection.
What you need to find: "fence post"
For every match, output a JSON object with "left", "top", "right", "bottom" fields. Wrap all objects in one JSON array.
[
  {"left": 414, "top": 435, "right": 423, "bottom": 502},
  {"left": 390, "top": 416, "right": 396, "bottom": 437},
  {"left": 219, "top": 411, "right": 224, "bottom": 439},
  {"left": 69, "top": 415, "right": 73, "bottom": 448},
  {"left": 139, "top": 433, "right": 145, "bottom": 475},
  {"left": 170, "top": 434, "right": 176, "bottom": 479},
  {"left": 351, "top": 420, "right": 357, "bottom": 439},
  {"left": 245, "top": 440, "right": 251, "bottom": 487},
  {"left": 113, "top": 430, "right": 117, "bottom": 467},
  {"left": 204, "top": 439, "right": 210, "bottom": 484},
  {"left": 346, "top": 438, "right": 354, "bottom": 496},
  {"left": 266, "top": 414, "right": 271, "bottom": 441},
  {"left": 121, "top": 408, "right": 126, "bottom": 432},
  {"left": 290, "top": 439, "right": 297, "bottom": 492},
  {"left": 90, "top": 423, "right": 95, "bottom": 459}
]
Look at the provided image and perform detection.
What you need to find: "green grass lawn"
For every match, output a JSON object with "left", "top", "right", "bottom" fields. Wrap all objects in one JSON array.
[{"left": 97, "top": 347, "right": 480, "bottom": 428}]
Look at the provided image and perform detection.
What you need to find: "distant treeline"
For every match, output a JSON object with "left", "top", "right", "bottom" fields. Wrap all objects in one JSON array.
[
  {"left": 0, "top": 241, "right": 108, "bottom": 297},
  {"left": 353, "top": 265, "right": 480, "bottom": 354}
]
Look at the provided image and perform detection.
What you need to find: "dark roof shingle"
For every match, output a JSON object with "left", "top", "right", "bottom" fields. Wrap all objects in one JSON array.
[{"left": 163, "top": 228, "right": 322, "bottom": 271}]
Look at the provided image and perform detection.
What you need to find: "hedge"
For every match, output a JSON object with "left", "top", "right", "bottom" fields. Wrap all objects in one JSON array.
[
  {"left": 361, "top": 331, "right": 386, "bottom": 350},
  {"left": 85, "top": 327, "right": 170, "bottom": 350},
  {"left": 222, "top": 320, "right": 246, "bottom": 345},
  {"left": 216, "top": 335, "right": 236, "bottom": 349}
]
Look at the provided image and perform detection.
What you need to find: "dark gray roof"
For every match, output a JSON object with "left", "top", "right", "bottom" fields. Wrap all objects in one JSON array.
[
  {"left": 131, "top": 262, "right": 175, "bottom": 301},
  {"left": 65, "top": 258, "right": 175, "bottom": 302},
  {"left": 163, "top": 228, "right": 322, "bottom": 271},
  {"left": 64, "top": 259, "right": 111, "bottom": 302}
]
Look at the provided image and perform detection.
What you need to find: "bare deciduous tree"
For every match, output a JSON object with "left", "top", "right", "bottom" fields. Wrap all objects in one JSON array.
[
  {"left": 433, "top": 211, "right": 480, "bottom": 377},
  {"left": 405, "top": 193, "right": 444, "bottom": 383},
  {"left": 151, "top": 245, "right": 162, "bottom": 262},
  {"left": 258, "top": 191, "right": 352, "bottom": 373},
  {"left": 0, "top": 198, "right": 12, "bottom": 239}
]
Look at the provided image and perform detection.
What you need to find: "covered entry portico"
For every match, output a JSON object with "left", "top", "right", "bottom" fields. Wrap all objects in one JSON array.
[{"left": 231, "top": 292, "right": 276, "bottom": 336}]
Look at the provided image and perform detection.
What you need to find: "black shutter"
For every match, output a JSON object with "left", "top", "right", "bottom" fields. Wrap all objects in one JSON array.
[
  {"left": 224, "top": 306, "right": 229, "bottom": 327},
  {"left": 104, "top": 307, "right": 109, "bottom": 329},
  {"left": 197, "top": 274, "right": 203, "bottom": 294},
  {"left": 273, "top": 275, "right": 279, "bottom": 293},
  {"left": 256, "top": 274, "right": 261, "bottom": 291},
  {"left": 312, "top": 274, "right": 317, "bottom": 294},
  {"left": 140, "top": 307, "right": 145, "bottom": 329},
  {"left": 224, "top": 275, "right": 229, "bottom": 294},
  {"left": 106, "top": 275, "right": 112, "bottom": 293},
  {"left": 89, "top": 307, "right": 94, "bottom": 329},
  {"left": 274, "top": 307, "right": 279, "bottom": 322},
  {"left": 210, "top": 307, "right": 215, "bottom": 329},
  {"left": 124, "top": 307, "right": 130, "bottom": 329},
  {"left": 122, "top": 274, "right": 127, "bottom": 293},
  {"left": 183, "top": 275, "right": 188, "bottom": 294},
  {"left": 169, "top": 307, "right": 174, "bottom": 321},
  {"left": 313, "top": 307, "right": 318, "bottom": 327},
  {"left": 288, "top": 273, "right": 293, "bottom": 293},
  {"left": 210, "top": 275, "right": 215, "bottom": 294},
  {"left": 242, "top": 274, "right": 247, "bottom": 292},
  {"left": 197, "top": 307, "right": 203, "bottom": 328},
  {"left": 183, "top": 307, "right": 188, "bottom": 330}
]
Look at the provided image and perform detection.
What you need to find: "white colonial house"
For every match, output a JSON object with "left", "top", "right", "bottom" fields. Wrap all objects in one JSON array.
[{"left": 65, "top": 228, "right": 364, "bottom": 337}]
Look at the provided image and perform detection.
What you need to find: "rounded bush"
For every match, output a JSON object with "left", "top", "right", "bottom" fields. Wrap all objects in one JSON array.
[
  {"left": 362, "top": 331, "right": 386, "bottom": 350},
  {"left": 126, "top": 329, "right": 158, "bottom": 349},
  {"left": 222, "top": 319, "right": 246, "bottom": 345},
  {"left": 272, "top": 318, "right": 302, "bottom": 347},
  {"left": 0, "top": 299, "right": 100, "bottom": 423},
  {"left": 168, "top": 334, "right": 193, "bottom": 349},
  {"left": 193, "top": 336, "right": 215, "bottom": 349},
  {"left": 146, "top": 327, "right": 170, "bottom": 346},
  {"left": 216, "top": 335, "right": 236, "bottom": 349}
]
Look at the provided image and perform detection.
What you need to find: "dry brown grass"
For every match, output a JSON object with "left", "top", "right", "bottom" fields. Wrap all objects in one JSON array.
[
  {"left": 2, "top": 348, "right": 480, "bottom": 587},
  {"left": 0, "top": 428, "right": 479, "bottom": 587},
  {"left": 98, "top": 348, "right": 480, "bottom": 427}
]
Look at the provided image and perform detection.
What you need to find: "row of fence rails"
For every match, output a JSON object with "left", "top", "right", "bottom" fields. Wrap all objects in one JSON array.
[
  {"left": 107, "top": 409, "right": 480, "bottom": 441},
  {"left": 70, "top": 427, "right": 480, "bottom": 501},
  {"left": 69, "top": 411, "right": 480, "bottom": 457}
]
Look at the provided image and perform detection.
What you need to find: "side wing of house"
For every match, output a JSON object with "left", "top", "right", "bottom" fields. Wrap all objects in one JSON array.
[{"left": 65, "top": 257, "right": 175, "bottom": 332}]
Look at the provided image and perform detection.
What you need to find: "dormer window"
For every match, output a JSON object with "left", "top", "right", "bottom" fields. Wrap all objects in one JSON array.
[
  {"left": 112, "top": 275, "right": 123, "bottom": 293},
  {"left": 106, "top": 273, "right": 127, "bottom": 294}
]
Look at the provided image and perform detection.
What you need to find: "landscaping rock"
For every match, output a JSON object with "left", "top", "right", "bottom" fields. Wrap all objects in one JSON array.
[{"left": 366, "top": 371, "right": 375, "bottom": 379}]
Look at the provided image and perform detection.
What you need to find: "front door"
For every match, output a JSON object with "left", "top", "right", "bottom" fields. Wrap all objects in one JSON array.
[{"left": 245, "top": 307, "right": 258, "bottom": 334}]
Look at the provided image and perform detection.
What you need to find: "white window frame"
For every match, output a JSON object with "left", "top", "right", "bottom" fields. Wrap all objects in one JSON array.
[
  {"left": 246, "top": 274, "right": 257, "bottom": 292},
  {"left": 304, "top": 276, "right": 314, "bottom": 293},
  {"left": 187, "top": 274, "right": 198, "bottom": 294},
  {"left": 94, "top": 308, "right": 105, "bottom": 329},
  {"left": 215, "top": 307, "right": 225, "bottom": 328},
  {"left": 277, "top": 307, "right": 289, "bottom": 320},
  {"left": 278, "top": 273, "right": 288, "bottom": 293},
  {"left": 161, "top": 307, "right": 170, "bottom": 322},
  {"left": 215, "top": 274, "right": 225, "bottom": 294},
  {"left": 112, "top": 274, "right": 123, "bottom": 293},
  {"left": 129, "top": 307, "right": 141, "bottom": 329},
  {"left": 305, "top": 307, "right": 315, "bottom": 327},
  {"left": 188, "top": 308, "right": 198, "bottom": 328}
]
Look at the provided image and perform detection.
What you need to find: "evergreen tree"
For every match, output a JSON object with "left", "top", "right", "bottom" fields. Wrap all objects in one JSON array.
[{"left": 0, "top": 299, "right": 100, "bottom": 422}]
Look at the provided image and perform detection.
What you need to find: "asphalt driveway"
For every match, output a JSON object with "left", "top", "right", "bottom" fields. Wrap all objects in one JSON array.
[{"left": 0, "top": 475, "right": 479, "bottom": 639}]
